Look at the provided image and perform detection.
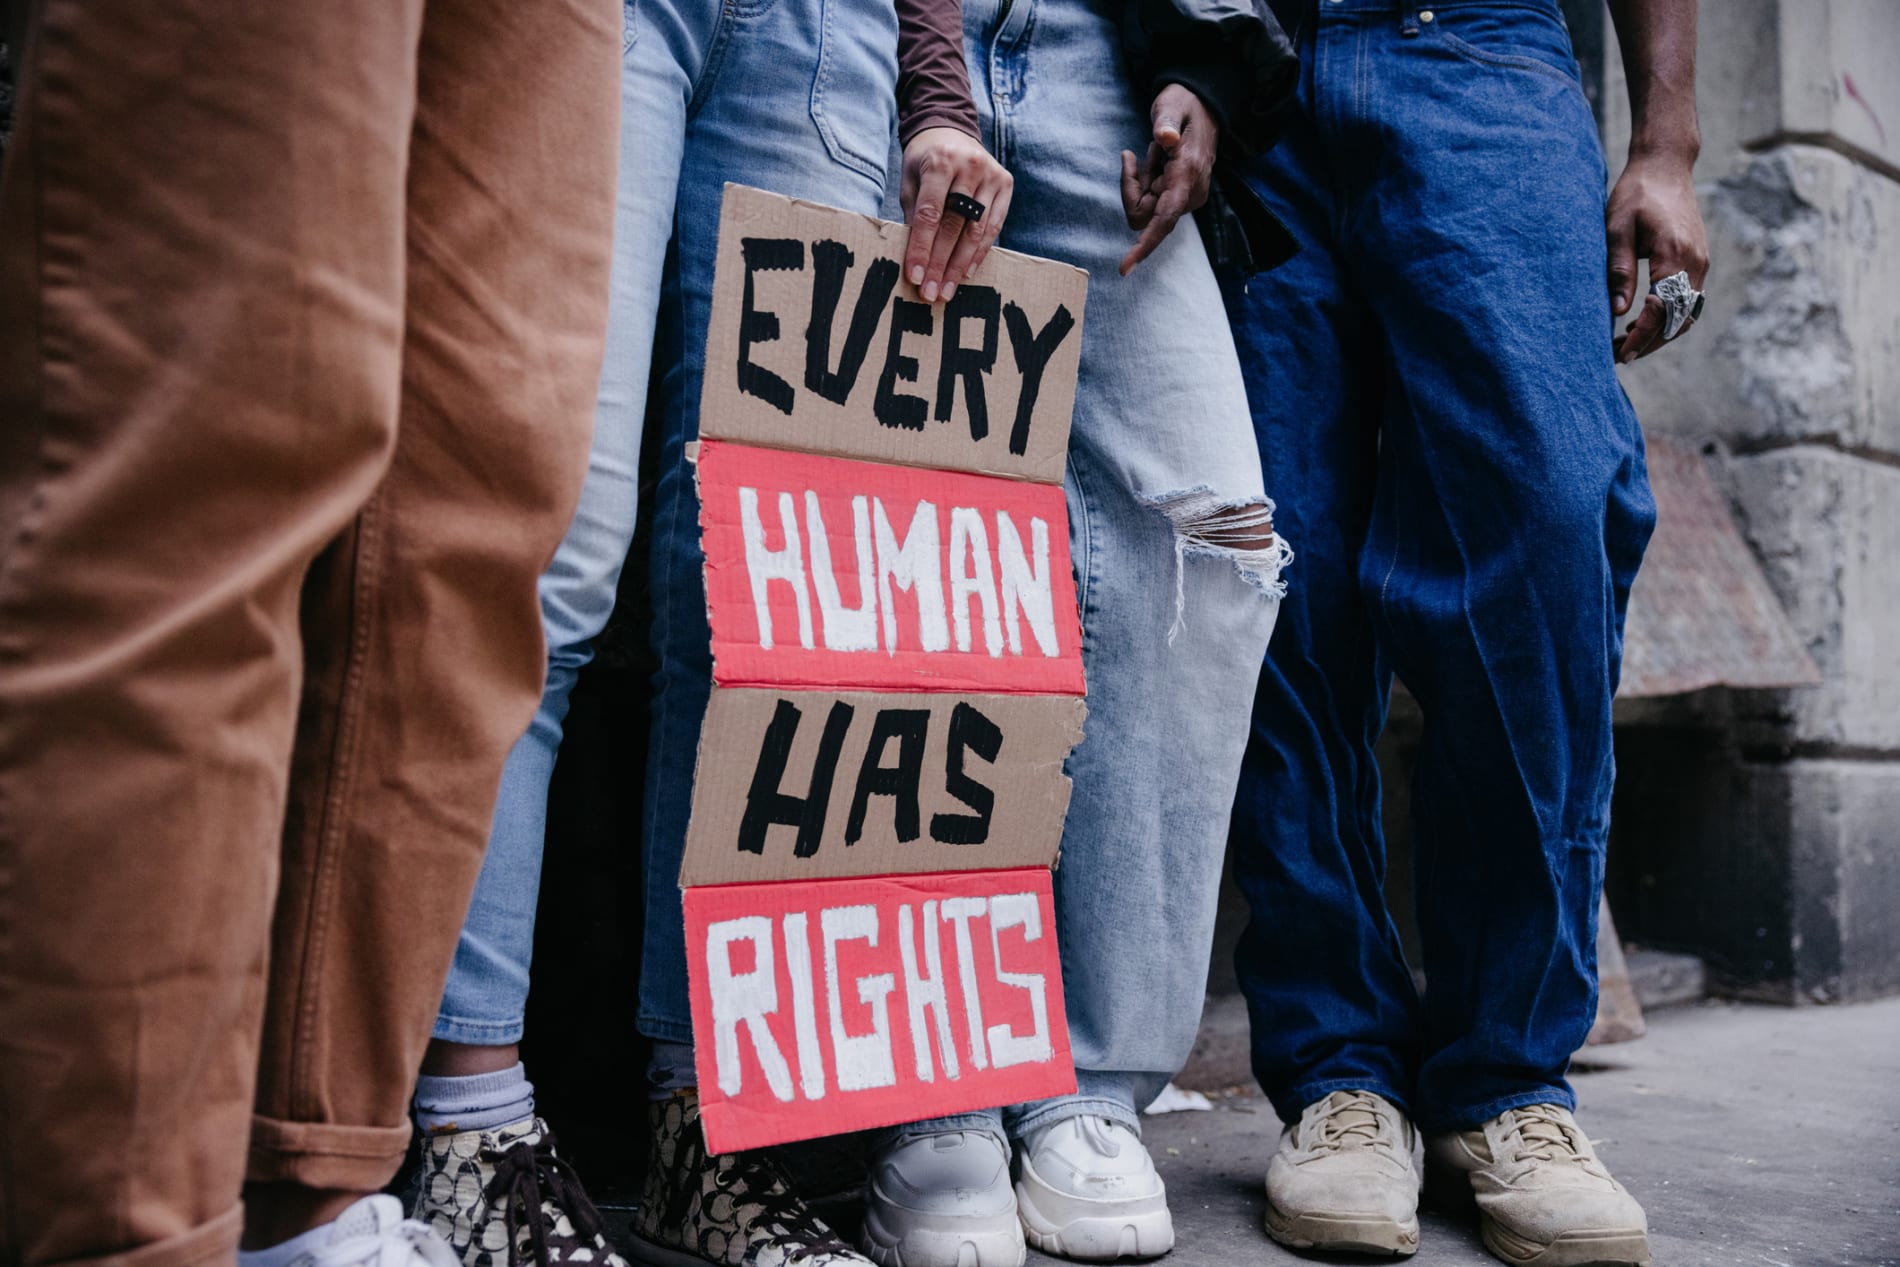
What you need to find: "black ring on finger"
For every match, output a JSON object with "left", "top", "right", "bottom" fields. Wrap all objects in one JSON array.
[{"left": 946, "top": 192, "right": 986, "bottom": 223}]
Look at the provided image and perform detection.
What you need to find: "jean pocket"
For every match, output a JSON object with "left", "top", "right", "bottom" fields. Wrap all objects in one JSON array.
[
  {"left": 1428, "top": 6, "right": 1582, "bottom": 86},
  {"left": 809, "top": 0, "right": 900, "bottom": 185},
  {"left": 623, "top": 0, "right": 640, "bottom": 52}
]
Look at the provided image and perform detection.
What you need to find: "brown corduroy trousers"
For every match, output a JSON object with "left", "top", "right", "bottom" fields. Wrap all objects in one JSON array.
[{"left": 0, "top": 2, "right": 620, "bottom": 1263}]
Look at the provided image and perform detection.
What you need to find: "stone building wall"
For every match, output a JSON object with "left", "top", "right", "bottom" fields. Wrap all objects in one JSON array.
[{"left": 1602, "top": 1, "right": 1900, "bottom": 1002}]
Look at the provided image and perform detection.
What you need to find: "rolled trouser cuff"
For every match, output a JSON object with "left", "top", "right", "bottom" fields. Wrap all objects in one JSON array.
[{"left": 247, "top": 1113, "right": 412, "bottom": 1191}]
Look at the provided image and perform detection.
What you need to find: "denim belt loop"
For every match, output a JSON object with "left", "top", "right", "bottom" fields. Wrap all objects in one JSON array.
[{"left": 1399, "top": 2, "right": 1422, "bottom": 37}]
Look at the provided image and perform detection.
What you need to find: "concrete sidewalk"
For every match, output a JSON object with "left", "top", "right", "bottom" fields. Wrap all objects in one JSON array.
[{"left": 1101, "top": 998, "right": 1900, "bottom": 1267}]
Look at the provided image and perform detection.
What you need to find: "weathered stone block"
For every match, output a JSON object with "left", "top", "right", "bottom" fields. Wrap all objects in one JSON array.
[
  {"left": 1608, "top": 739, "right": 1900, "bottom": 1004},
  {"left": 1722, "top": 446, "right": 1900, "bottom": 750},
  {"left": 1618, "top": 147, "right": 1900, "bottom": 457},
  {"left": 1601, "top": 1, "right": 1900, "bottom": 179},
  {"left": 1755, "top": 757, "right": 1900, "bottom": 1003},
  {"left": 1753, "top": 0, "right": 1900, "bottom": 168}
]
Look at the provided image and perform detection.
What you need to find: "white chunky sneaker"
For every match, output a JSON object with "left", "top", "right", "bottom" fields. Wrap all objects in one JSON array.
[
  {"left": 861, "top": 1129, "right": 1025, "bottom": 1267},
  {"left": 1424, "top": 1103, "right": 1649, "bottom": 1267},
  {"left": 1264, "top": 1089, "right": 1420, "bottom": 1256},
  {"left": 292, "top": 1195, "right": 460, "bottom": 1267},
  {"left": 1013, "top": 1117, "right": 1173, "bottom": 1261}
]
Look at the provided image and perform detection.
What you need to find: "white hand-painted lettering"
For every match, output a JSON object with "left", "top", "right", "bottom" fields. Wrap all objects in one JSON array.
[
  {"left": 707, "top": 916, "right": 795, "bottom": 1102},
  {"left": 739, "top": 488, "right": 815, "bottom": 651},
  {"left": 822, "top": 903, "right": 899, "bottom": 1091},
  {"left": 985, "top": 892, "right": 1053, "bottom": 1068}
]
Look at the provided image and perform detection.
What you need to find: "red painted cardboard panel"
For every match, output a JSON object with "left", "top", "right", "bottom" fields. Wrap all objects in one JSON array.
[
  {"left": 684, "top": 869, "right": 1075, "bottom": 1153},
  {"left": 699, "top": 439, "right": 1085, "bottom": 696}
]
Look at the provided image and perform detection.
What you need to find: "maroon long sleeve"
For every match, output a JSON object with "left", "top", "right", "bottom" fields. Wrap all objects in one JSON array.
[{"left": 897, "top": 0, "right": 981, "bottom": 143}]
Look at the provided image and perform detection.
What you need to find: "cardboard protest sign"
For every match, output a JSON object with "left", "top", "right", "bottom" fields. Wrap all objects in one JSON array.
[
  {"left": 683, "top": 186, "right": 1088, "bottom": 1154},
  {"left": 685, "top": 868, "right": 1070, "bottom": 1151}
]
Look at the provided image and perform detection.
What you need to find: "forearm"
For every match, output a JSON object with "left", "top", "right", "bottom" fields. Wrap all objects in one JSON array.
[
  {"left": 895, "top": 0, "right": 980, "bottom": 143},
  {"left": 1607, "top": 0, "right": 1700, "bottom": 162}
]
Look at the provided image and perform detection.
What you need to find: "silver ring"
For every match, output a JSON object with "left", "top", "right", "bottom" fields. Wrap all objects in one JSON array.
[{"left": 1650, "top": 270, "right": 1705, "bottom": 341}]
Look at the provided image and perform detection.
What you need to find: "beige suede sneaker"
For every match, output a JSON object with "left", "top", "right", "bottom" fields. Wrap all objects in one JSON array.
[
  {"left": 1264, "top": 1090, "right": 1420, "bottom": 1256},
  {"left": 1424, "top": 1103, "right": 1649, "bottom": 1266}
]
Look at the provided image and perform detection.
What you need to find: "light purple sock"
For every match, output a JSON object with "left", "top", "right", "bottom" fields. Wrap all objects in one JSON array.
[{"left": 413, "top": 1062, "right": 534, "bottom": 1134}]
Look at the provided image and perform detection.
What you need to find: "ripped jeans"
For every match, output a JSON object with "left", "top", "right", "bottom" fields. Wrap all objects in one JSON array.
[{"left": 894, "top": 0, "right": 1287, "bottom": 1140}]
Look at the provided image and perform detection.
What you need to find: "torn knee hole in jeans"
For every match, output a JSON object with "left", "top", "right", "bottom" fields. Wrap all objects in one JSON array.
[{"left": 1140, "top": 487, "right": 1294, "bottom": 643}]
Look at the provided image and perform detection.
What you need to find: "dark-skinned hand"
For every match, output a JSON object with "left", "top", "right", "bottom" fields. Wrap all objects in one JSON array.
[
  {"left": 1119, "top": 84, "right": 1218, "bottom": 276},
  {"left": 1607, "top": 150, "right": 1710, "bottom": 361}
]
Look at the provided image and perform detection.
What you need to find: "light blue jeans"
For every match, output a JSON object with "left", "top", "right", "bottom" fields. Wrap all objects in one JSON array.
[
  {"left": 901, "top": 0, "right": 1287, "bottom": 1140},
  {"left": 442, "top": 0, "right": 1284, "bottom": 1146},
  {"left": 432, "top": 0, "right": 898, "bottom": 1046}
]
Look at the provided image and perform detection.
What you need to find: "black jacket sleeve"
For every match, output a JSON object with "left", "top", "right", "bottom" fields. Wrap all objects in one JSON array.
[
  {"left": 1121, "top": 0, "right": 1299, "bottom": 158},
  {"left": 1121, "top": 0, "right": 1302, "bottom": 274}
]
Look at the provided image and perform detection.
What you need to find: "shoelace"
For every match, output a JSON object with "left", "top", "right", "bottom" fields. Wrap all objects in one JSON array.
[
  {"left": 485, "top": 1129, "right": 609, "bottom": 1267},
  {"left": 307, "top": 1218, "right": 460, "bottom": 1267},
  {"left": 1499, "top": 1104, "right": 1592, "bottom": 1169},
  {"left": 725, "top": 1156, "right": 860, "bottom": 1265},
  {"left": 1311, "top": 1091, "right": 1388, "bottom": 1153}
]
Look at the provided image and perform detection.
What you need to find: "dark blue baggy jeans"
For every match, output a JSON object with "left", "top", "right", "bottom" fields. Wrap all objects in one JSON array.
[{"left": 1221, "top": 0, "right": 1656, "bottom": 1134}]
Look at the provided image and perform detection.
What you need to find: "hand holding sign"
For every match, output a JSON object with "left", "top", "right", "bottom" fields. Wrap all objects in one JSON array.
[{"left": 900, "top": 127, "right": 1014, "bottom": 304}]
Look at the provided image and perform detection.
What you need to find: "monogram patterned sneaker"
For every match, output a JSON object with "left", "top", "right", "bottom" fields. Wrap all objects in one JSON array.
[
  {"left": 411, "top": 1115, "right": 627, "bottom": 1267},
  {"left": 631, "top": 1089, "right": 871, "bottom": 1267}
]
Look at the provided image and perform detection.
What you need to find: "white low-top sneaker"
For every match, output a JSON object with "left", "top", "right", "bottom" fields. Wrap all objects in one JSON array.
[
  {"left": 292, "top": 1195, "right": 460, "bottom": 1267},
  {"left": 861, "top": 1128, "right": 1025, "bottom": 1267},
  {"left": 1013, "top": 1117, "right": 1173, "bottom": 1262}
]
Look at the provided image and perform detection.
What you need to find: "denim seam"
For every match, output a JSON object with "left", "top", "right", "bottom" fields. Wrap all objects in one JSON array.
[
  {"left": 639, "top": 438, "right": 690, "bottom": 1034},
  {"left": 684, "top": 1, "right": 746, "bottom": 121},
  {"left": 1066, "top": 451, "right": 1097, "bottom": 640},
  {"left": 807, "top": 0, "right": 891, "bottom": 184},
  {"left": 638, "top": 1012, "right": 696, "bottom": 1046},
  {"left": 1008, "top": 1095, "right": 1140, "bottom": 1138},
  {"left": 1286, "top": 1076, "right": 1415, "bottom": 1122},
  {"left": 1421, "top": 1086, "right": 1575, "bottom": 1137},
  {"left": 431, "top": 1014, "right": 526, "bottom": 1044},
  {"left": 621, "top": 0, "right": 641, "bottom": 53},
  {"left": 1429, "top": 28, "right": 1579, "bottom": 88}
]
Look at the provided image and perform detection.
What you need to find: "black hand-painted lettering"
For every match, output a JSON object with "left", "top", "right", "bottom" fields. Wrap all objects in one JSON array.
[
  {"left": 806, "top": 241, "right": 900, "bottom": 406},
  {"left": 737, "top": 698, "right": 856, "bottom": 857},
  {"left": 935, "top": 285, "right": 1001, "bottom": 443},
  {"left": 1002, "top": 302, "right": 1077, "bottom": 456},
  {"left": 930, "top": 702, "right": 1004, "bottom": 845},
  {"left": 844, "top": 708, "right": 930, "bottom": 844},
  {"left": 738, "top": 237, "right": 804, "bottom": 415},
  {"left": 873, "top": 297, "right": 935, "bottom": 431}
]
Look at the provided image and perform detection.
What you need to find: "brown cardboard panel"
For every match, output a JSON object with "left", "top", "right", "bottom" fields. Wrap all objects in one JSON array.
[
  {"left": 699, "top": 184, "right": 1086, "bottom": 485},
  {"left": 681, "top": 686, "right": 1086, "bottom": 886}
]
